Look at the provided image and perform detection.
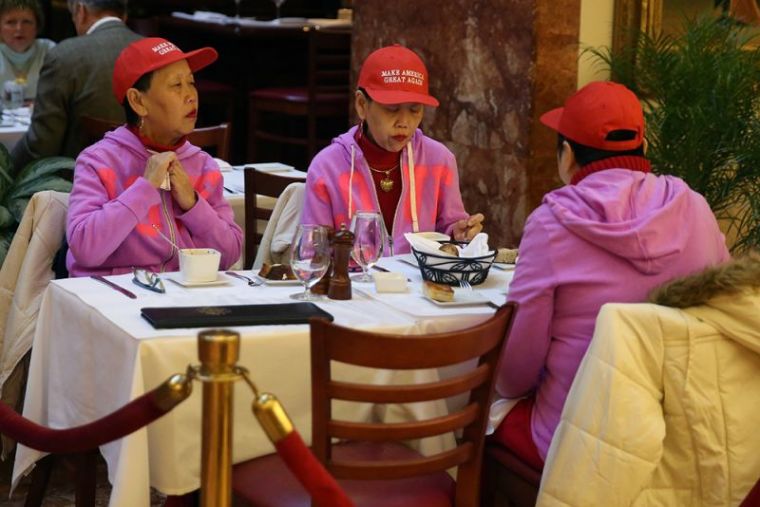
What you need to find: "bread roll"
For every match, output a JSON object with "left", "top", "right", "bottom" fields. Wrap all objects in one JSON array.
[
  {"left": 495, "top": 248, "right": 518, "bottom": 264},
  {"left": 423, "top": 280, "right": 454, "bottom": 302},
  {"left": 438, "top": 243, "right": 459, "bottom": 256}
]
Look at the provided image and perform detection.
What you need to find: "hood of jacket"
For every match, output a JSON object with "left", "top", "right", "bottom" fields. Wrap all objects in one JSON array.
[
  {"left": 101, "top": 126, "right": 203, "bottom": 161},
  {"left": 544, "top": 168, "right": 698, "bottom": 275},
  {"left": 650, "top": 254, "right": 760, "bottom": 354}
]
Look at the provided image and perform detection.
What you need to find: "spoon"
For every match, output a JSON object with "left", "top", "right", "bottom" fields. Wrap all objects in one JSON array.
[
  {"left": 225, "top": 271, "right": 264, "bottom": 286},
  {"left": 153, "top": 224, "right": 181, "bottom": 251}
]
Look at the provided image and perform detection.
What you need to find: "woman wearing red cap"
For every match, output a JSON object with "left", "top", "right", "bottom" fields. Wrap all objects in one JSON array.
[
  {"left": 66, "top": 37, "right": 242, "bottom": 276},
  {"left": 301, "top": 44, "right": 483, "bottom": 254},
  {"left": 490, "top": 81, "right": 730, "bottom": 470}
]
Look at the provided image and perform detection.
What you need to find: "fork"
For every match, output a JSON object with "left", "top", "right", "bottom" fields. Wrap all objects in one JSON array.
[
  {"left": 459, "top": 279, "right": 500, "bottom": 309},
  {"left": 225, "top": 271, "right": 264, "bottom": 287}
]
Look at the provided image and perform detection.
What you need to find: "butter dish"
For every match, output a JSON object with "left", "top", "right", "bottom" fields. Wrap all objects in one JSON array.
[{"left": 372, "top": 272, "right": 408, "bottom": 293}]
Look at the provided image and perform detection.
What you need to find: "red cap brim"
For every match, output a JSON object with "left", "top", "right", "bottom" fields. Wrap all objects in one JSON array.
[
  {"left": 364, "top": 88, "right": 439, "bottom": 107},
  {"left": 540, "top": 107, "right": 564, "bottom": 131}
]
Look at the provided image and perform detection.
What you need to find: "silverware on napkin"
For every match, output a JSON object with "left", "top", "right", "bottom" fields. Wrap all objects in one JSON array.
[{"left": 90, "top": 275, "right": 137, "bottom": 299}]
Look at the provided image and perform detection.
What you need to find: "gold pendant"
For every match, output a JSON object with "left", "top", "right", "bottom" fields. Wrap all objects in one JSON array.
[{"left": 380, "top": 176, "right": 394, "bottom": 192}]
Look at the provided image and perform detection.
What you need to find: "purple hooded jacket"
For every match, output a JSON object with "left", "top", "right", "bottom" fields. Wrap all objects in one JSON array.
[
  {"left": 497, "top": 168, "right": 730, "bottom": 459},
  {"left": 300, "top": 126, "right": 469, "bottom": 254},
  {"left": 66, "top": 126, "right": 242, "bottom": 276}
]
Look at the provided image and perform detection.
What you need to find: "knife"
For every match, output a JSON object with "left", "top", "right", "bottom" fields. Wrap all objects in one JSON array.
[{"left": 90, "top": 275, "right": 137, "bottom": 299}]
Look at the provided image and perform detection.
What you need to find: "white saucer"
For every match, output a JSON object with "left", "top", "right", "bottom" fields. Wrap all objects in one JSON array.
[
  {"left": 164, "top": 272, "right": 231, "bottom": 287},
  {"left": 422, "top": 290, "right": 491, "bottom": 307}
]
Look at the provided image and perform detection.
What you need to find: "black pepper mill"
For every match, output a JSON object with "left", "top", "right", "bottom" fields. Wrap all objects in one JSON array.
[{"left": 328, "top": 223, "right": 354, "bottom": 300}]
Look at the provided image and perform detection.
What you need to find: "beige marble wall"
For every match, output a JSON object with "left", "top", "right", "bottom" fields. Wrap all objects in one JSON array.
[{"left": 353, "top": 1, "right": 580, "bottom": 246}]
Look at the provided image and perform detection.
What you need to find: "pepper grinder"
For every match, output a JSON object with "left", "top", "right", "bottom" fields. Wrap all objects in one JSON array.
[
  {"left": 328, "top": 223, "right": 354, "bottom": 300},
  {"left": 310, "top": 226, "right": 334, "bottom": 295}
]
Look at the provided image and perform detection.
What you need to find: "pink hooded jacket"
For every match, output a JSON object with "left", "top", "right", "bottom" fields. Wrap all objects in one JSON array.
[
  {"left": 497, "top": 168, "right": 730, "bottom": 460},
  {"left": 66, "top": 126, "right": 242, "bottom": 276},
  {"left": 300, "top": 126, "right": 469, "bottom": 254}
]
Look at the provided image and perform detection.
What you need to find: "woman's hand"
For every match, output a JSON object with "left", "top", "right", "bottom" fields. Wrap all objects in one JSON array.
[
  {"left": 452, "top": 213, "right": 485, "bottom": 241},
  {"left": 143, "top": 152, "right": 175, "bottom": 189},
  {"left": 168, "top": 160, "right": 198, "bottom": 211}
]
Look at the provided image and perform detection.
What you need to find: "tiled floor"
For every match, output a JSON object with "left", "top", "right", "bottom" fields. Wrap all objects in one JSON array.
[{"left": 0, "top": 452, "right": 166, "bottom": 506}]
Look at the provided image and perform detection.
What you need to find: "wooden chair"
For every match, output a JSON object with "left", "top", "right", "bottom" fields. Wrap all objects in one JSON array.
[
  {"left": 79, "top": 116, "right": 232, "bottom": 161},
  {"left": 243, "top": 167, "right": 305, "bottom": 268},
  {"left": 247, "top": 27, "right": 351, "bottom": 168},
  {"left": 232, "top": 303, "right": 518, "bottom": 507},
  {"left": 480, "top": 445, "right": 541, "bottom": 507}
]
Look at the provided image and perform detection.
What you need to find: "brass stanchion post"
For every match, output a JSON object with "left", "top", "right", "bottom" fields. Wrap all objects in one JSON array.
[{"left": 198, "top": 329, "right": 240, "bottom": 507}]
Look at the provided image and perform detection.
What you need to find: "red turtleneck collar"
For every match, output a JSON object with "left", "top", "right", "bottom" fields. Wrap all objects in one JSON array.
[
  {"left": 571, "top": 155, "right": 652, "bottom": 185},
  {"left": 128, "top": 125, "right": 187, "bottom": 152},
  {"left": 354, "top": 125, "right": 399, "bottom": 169}
]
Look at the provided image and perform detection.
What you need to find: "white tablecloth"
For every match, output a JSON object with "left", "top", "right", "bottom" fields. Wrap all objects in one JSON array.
[
  {"left": 0, "top": 107, "right": 30, "bottom": 151},
  {"left": 12, "top": 258, "right": 513, "bottom": 506}
]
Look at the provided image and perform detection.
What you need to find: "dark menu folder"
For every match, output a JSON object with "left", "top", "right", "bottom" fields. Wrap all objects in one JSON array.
[{"left": 140, "top": 302, "right": 334, "bottom": 329}]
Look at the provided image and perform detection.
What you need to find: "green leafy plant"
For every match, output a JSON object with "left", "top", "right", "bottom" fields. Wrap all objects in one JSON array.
[
  {"left": 587, "top": 17, "right": 760, "bottom": 253},
  {"left": 0, "top": 144, "right": 74, "bottom": 265}
]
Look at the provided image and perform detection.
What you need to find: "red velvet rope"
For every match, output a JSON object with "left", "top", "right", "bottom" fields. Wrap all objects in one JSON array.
[
  {"left": 274, "top": 431, "right": 354, "bottom": 507},
  {"left": 0, "top": 389, "right": 178, "bottom": 453}
]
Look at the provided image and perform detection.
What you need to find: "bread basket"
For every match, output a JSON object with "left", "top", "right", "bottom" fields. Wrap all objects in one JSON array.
[{"left": 411, "top": 243, "right": 496, "bottom": 286}]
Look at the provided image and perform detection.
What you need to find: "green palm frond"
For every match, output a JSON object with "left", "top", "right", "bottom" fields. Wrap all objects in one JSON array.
[
  {"left": 0, "top": 205, "right": 13, "bottom": 228},
  {"left": 591, "top": 17, "right": 760, "bottom": 254},
  {"left": 9, "top": 175, "right": 72, "bottom": 201}
]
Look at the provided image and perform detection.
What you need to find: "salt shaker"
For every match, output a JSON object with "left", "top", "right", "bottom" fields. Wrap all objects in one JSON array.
[{"left": 327, "top": 223, "right": 354, "bottom": 300}]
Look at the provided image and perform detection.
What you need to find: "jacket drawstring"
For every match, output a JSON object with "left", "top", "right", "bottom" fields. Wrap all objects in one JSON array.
[
  {"left": 348, "top": 144, "right": 355, "bottom": 220},
  {"left": 406, "top": 141, "right": 419, "bottom": 232}
]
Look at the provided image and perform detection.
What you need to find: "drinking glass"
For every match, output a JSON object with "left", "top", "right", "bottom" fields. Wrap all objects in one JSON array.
[
  {"left": 349, "top": 211, "right": 385, "bottom": 283},
  {"left": 289, "top": 224, "right": 331, "bottom": 301},
  {"left": 234, "top": 0, "right": 241, "bottom": 19},
  {"left": 271, "top": 0, "right": 286, "bottom": 19}
]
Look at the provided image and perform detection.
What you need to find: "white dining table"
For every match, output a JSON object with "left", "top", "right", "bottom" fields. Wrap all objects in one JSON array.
[
  {"left": 0, "top": 107, "right": 30, "bottom": 151},
  {"left": 11, "top": 255, "right": 513, "bottom": 506}
]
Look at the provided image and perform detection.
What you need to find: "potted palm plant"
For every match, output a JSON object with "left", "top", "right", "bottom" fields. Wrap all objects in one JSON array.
[
  {"left": 588, "top": 17, "right": 760, "bottom": 253},
  {"left": 0, "top": 144, "right": 74, "bottom": 265}
]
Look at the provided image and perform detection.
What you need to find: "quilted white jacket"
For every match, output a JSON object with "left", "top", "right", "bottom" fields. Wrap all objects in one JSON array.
[{"left": 538, "top": 257, "right": 760, "bottom": 506}]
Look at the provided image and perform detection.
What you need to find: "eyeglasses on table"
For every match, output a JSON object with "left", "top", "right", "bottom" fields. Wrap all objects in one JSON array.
[{"left": 132, "top": 268, "right": 165, "bottom": 294}]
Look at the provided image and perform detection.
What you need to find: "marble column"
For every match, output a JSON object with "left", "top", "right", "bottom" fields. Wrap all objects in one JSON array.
[{"left": 353, "top": 0, "right": 580, "bottom": 246}]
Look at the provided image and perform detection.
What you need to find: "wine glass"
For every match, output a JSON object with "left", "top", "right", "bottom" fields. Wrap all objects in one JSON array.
[
  {"left": 349, "top": 211, "right": 385, "bottom": 283},
  {"left": 271, "top": 0, "right": 286, "bottom": 19},
  {"left": 289, "top": 224, "right": 331, "bottom": 301},
  {"left": 234, "top": 0, "right": 242, "bottom": 19}
]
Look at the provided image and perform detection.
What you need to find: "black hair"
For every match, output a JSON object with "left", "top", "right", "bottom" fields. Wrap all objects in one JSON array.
[
  {"left": 123, "top": 71, "right": 154, "bottom": 126},
  {"left": 557, "top": 131, "right": 645, "bottom": 167},
  {"left": 357, "top": 86, "right": 372, "bottom": 102}
]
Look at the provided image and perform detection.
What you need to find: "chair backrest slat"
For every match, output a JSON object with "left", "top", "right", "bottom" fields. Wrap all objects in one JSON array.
[
  {"left": 328, "top": 364, "right": 491, "bottom": 403},
  {"left": 328, "top": 403, "right": 479, "bottom": 441},
  {"left": 330, "top": 442, "right": 475, "bottom": 481},
  {"left": 309, "top": 303, "right": 518, "bottom": 504}
]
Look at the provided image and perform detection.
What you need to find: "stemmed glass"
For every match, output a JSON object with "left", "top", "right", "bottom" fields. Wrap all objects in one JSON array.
[
  {"left": 289, "top": 224, "right": 331, "bottom": 301},
  {"left": 349, "top": 211, "right": 386, "bottom": 283},
  {"left": 271, "top": 0, "right": 286, "bottom": 19},
  {"left": 234, "top": 0, "right": 242, "bottom": 19}
]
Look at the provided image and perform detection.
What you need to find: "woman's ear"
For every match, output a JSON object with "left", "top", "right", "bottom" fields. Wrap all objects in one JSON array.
[
  {"left": 354, "top": 90, "right": 368, "bottom": 120},
  {"left": 558, "top": 140, "right": 578, "bottom": 185},
  {"left": 126, "top": 88, "right": 147, "bottom": 117}
]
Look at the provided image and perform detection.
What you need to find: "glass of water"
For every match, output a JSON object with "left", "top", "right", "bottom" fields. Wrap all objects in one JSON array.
[{"left": 289, "top": 224, "right": 331, "bottom": 301}]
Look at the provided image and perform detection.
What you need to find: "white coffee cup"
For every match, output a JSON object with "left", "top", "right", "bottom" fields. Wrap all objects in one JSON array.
[{"left": 179, "top": 248, "right": 221, "bottom": 283}]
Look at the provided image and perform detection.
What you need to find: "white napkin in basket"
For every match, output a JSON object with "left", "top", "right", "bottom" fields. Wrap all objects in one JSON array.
[{"left": 404, "top": 232, "right": 493, "bottom": 258}]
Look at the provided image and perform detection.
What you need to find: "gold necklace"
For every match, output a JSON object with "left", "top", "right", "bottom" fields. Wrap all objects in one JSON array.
[{"left": 368, "top": 164, "right": 399, "bottom": 192}]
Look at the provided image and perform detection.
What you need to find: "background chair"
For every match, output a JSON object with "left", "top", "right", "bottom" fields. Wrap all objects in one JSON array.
[
  {"left": 243, "top": 168, "right": 305, "bottom": 268},
  {"left": 480, "top": 445, "right": 541, "bottom": 507},
  {"left": 79, "top": 116, "right": 232, "bottom": 161},
  {"left": 232, "top": 303, "right": 517, "bottom": 507},
  {"left": 251, "top": 181, "right": 305, "bottom": 269},
  {"left": 0, "top": 191, "right": 70, "bottom": 458},
  {"left": 247, "top": 27, "right": 351, "bottom": 169}
]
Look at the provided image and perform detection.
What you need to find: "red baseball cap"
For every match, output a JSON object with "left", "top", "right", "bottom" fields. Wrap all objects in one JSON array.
[
  {"left": 113, "top": 38, "right": 218, "bottom": 104},
  {"left": 357, "top": 44, "right": 439, "bottom": 107},
  {"left": 540, "top": 81, "right": 645, "bottom": 151}
]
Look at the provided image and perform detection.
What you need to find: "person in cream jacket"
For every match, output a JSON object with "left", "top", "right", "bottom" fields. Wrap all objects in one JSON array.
[{"left": 538, "top": 255, "right": 760, "bottom": 506}]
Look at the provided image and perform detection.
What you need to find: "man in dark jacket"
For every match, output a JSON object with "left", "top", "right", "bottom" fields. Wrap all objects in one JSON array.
[{"left": 11, "top": 0, "right": 141, "bottom": 174}]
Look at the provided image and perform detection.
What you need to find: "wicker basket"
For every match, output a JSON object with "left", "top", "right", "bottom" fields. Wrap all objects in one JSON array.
[{"left": 411, "top": 246, "right": 496, "bottom": 286}]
